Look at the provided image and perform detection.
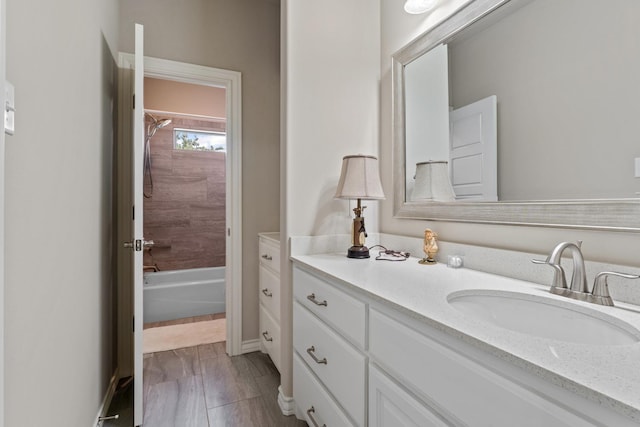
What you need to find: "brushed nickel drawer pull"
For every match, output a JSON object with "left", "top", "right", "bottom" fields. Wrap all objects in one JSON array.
[
  {"left": 261, "top": 288, "right": 273, "bottom": 297},
  {"left": 261, "top": 254, "right": 273, "bottom": 260},
  {"left": 262, "top": 331, "right": 273, "bottom": 342},
  {"left": 307, "top": 293, "right": 328, "bottom": 307},
  {"left": 306, "top": 346, "right": 327, "bottom": 364},
  {"left": 306, "top": 406, "right": 326, "bottom": 427}
]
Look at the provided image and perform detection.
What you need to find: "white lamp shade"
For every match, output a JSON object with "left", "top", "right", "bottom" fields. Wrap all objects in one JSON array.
[
  {"left": 413, "top": 161, "right": 455, "bottom": 202},
  {"left": 335, "top": 155, "right": 385, "bottom": 200}
]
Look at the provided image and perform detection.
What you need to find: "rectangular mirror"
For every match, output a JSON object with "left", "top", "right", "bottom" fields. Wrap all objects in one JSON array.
[{"left": 393, "top": 0, "right": 640, "bottom": 231}]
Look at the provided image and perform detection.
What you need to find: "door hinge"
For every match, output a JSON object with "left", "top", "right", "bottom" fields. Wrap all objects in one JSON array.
[
  {"left": 132, "top": 316, "right": 135, "bottom": 333},
  {"left": 132, "top": 94, "right": 135, "bottom": 109},
  {"left": 227, "top": 228, "right": 231, "bottom": 237}
]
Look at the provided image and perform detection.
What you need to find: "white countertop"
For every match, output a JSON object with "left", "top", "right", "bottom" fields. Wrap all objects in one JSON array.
[
  {"left": 259, "top": 232, "right": 280, "bottom": 243},
  {"left": 291, "top": 253, "right": 640, "bottom": 422}
]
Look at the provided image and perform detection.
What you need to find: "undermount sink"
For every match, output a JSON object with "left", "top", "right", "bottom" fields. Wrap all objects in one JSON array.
[{"left": 447, "top": 290, "right": 640, "bottom": 345}]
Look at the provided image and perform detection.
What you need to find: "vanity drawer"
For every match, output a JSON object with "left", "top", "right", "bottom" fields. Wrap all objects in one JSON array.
[
  {"left": 369, "top": 308, "right": 597, "bottom": 427},
  {"left": 293, "top": 266, "right": 366, "bottom": 349},
  {"left": 259, "top": 305, "right": 281, "bottom": 372},
  {"left": 294, "top": 353, "right": 355, "bottom": 427},
  {"left": 259, "top": 238, "right": 280, "bottom": 274},
  {"left": 259, "top": 265, "right": 280, "bottom": 321},
  {"left": 294, "top": 301, "right": 366, "bottom": 426}
]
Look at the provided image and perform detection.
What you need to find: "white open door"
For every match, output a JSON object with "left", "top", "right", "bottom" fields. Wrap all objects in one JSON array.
[
  {"left": 131, "top": 23, "right": 146, "bottom": 426},
  {"left": 449, "top": 95, "right": 498, "bottom": 201}
]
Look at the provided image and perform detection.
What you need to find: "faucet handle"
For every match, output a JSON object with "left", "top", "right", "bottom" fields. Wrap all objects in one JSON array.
[
  {"left": 591, "top": 271, "right": 640, "bottom": 306},
  {"left": 532, "top": 259, "right": 568, "bottom": 292}
]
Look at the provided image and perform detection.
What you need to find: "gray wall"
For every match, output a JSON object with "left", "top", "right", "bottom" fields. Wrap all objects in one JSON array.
[
  {"left": 5, "top": 0, "right": 119, "bottom": 424},
  {"left": 119, "top": 0, "right": 281, "bottom": 341},
  {"left": 405, "top": 43, "right": 450, "bottom": 200},
  {"left": 449, "top": 0, "right": 640, "bottom": 200},
  {"left": 281, "top": 0, "right": 380, "bottom": 397}
]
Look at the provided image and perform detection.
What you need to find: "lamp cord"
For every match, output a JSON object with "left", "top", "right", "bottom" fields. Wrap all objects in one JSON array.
[{"left": 369, "top": 245, "right": 410, "bottom": 261}]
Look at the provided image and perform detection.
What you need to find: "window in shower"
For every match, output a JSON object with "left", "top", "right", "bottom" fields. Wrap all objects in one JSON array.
[{"left": 174, "top": 128, "right": 227, "bottom": 152}]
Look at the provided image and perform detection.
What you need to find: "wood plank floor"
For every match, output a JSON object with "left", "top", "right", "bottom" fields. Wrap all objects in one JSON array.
[
  {"left": 143, "top": 343, "right": 306, "bottom": 426},
  {"left": 105, "top": 315, "right": 306, "bottom": 426}
]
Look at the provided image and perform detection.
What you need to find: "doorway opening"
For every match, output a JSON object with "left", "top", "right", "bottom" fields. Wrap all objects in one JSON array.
[
  {"left": 141, "top": 77, "right": 228, "bottom": 352},
  {"left": 120, "top": 55, "right": 243, "bottom": 361}
]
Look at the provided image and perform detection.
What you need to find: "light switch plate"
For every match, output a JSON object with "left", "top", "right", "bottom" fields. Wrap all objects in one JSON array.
[
  {"left": 635, "top": 157, "right": 640, "bottom": 178},
  {"left": 5, "top": 81, "right": 14, "bottom": 135}
]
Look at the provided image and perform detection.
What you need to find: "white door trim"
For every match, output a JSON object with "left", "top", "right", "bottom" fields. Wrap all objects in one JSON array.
[{"left": 119, "top": 54, "right": 243, "bottom": 356}]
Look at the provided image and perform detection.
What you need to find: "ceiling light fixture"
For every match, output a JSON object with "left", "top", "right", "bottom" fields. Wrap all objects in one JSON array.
[{"left": 404, "top": 0, "right": 437, "bottom": 14}]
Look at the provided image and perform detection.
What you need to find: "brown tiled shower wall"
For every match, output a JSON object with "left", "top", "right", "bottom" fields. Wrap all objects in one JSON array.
[{"left": 143, "top": 114, "right": 226, "bottom": 271}]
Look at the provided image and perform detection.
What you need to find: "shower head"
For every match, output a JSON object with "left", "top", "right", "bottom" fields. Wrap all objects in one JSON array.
[
  {"left": 156, "top": 118, "right": 172, "bottom": 129},
  {"left": 145, "top": 114, "right": 172, "bottom": 141},
  {"left": 145, "top": 113, "right": 172, "bottom": 130},
  {"left": 143, "top": 116, "right": 172, "bottom": 151}
]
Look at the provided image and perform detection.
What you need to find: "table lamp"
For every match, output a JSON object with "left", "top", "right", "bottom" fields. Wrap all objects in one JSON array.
[
  {"left": 412, "top": 161, "right": 456, "bottom": 202},
  {"left": 334, "top": 155, "right": 385, "bottom": 258}
]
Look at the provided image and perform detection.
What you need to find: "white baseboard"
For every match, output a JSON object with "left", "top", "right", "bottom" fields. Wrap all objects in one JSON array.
[
  {"left": 278, "top": 385, "right": 296, "bottom": 416},
  {"left": 94, "top": 369, "right": 119, "bottom": 426},
  {"left": 241, "top": 338, "right": 261, "bottom": 354}
]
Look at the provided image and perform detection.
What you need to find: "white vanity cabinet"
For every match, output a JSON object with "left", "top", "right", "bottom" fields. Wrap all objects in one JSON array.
[
  {"left": 291, "top": 262, "right": 640, "bottom": 427},
  {"left": 258, "top": 232, "right": 281, "bottom": 371},
  {"left": 293, "top": 267, "right": 366, "bottom": 426}
]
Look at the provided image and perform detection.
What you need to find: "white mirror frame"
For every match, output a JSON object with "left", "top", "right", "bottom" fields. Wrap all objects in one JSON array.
[{"left": 393, "top": 0, "right": 640, "bottom": 232}]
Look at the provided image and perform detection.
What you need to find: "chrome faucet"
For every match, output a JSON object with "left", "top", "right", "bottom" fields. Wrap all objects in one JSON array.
[
  {"left": 533, "top": 241, "right": 639, "bottom": 306},
  {"left": 534, "top": 241, "right": 588, "bottom": 294}
]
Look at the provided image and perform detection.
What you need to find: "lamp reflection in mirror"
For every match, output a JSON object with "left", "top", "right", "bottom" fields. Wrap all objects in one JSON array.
[
  {"left": 404, "top": 0, "right": 437, "bottom": 14},
  {"left": 335, "top": 155, "right": 385, "bottom": 259},
  {"left": 413, "top": 161, "right": 455, "bottom": 202}
]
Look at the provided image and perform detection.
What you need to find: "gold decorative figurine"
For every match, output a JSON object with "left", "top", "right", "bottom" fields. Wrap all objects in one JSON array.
[{"left": 419, "top": 228, "right": 438, "bottom": 265}]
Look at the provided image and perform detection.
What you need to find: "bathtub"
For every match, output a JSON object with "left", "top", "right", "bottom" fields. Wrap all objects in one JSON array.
[{"left": 143, "top": 266, "right": 225, "bottom": 323}]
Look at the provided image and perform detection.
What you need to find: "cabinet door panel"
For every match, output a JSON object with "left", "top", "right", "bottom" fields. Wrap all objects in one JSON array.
[
  {"left": 370, "top": 364, "right": 453, "bottom": 427},
  {"left": 369, "top": 308, "right": 597, "bottom": 427}
]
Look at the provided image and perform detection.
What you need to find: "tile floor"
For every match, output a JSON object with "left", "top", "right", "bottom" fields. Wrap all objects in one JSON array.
[
  {"left": 104, "top": 314, "right": 305, "bottom": 426},
  {"left": 144, "top": 342, "right": 306, "bottom": 426}
]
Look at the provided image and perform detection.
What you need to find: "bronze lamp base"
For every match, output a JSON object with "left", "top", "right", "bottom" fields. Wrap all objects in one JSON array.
[{"left": 347, "top": 245, "right": 370, "bottom": 259}]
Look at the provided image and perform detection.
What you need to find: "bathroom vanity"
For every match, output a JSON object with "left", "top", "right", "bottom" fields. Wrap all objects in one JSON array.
[{"left": 291, "top": 253, "right": 640, "bottom": 427}]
